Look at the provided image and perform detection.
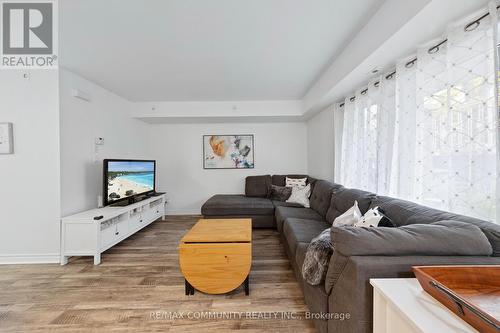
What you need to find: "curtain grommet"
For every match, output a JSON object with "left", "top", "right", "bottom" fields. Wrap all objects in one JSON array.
[
  {"left": 428, "top": 46, "right": 440, "bottom": 54},
  {"left": 464, "top": 20, "right": 480, "bottom": 32}
]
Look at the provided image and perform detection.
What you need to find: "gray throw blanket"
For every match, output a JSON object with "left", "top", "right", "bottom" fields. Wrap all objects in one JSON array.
[{"left": 302, "top": 228, "right": 333, "bottom": 285}]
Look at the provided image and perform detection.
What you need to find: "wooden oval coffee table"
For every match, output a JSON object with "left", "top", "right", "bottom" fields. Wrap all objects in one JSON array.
[{"left": 179, "top": 218, "right": 252, "bottom": 295}]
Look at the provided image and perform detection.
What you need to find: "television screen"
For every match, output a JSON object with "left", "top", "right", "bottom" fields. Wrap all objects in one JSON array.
[{"left": 104, "top": 160, "right": 155, "bottom": 205}]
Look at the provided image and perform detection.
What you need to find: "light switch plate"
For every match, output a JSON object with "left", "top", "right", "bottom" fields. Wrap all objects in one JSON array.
[{"left": 0, "top": 123, "right": 14, "bottom": 154}]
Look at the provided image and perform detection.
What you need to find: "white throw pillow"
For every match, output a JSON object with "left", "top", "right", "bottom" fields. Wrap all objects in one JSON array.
[
  {"left": 332, "top": 201, "right": 362, "bottom": 226},
  {"left": 286, "top": 177, "right": 307, "bottom": 188},
  {"left": 286, "top": 184, "right": 311, "bottom": 207}
]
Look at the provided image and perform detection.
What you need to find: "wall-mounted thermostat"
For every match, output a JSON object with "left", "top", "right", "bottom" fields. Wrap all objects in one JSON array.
[{"left": 0, "top": 123, "right": 14, "bottom": 154}]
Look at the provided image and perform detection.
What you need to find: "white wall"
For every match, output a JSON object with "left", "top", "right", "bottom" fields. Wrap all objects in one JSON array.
[
  {"left": 59, "top": 69, "right": 152, "bottom": 216},
  {"left": 150, "top": 122, "right": 308, "bottom": 214},
  {"left": 0, "top": 70, "right": 61, "bottom": 263},
  {"left": 60, "top": 69, "right": 310, "bottom": 217},
  {"left": 307, "top": 107, "right": 334, "bottom": 182}
]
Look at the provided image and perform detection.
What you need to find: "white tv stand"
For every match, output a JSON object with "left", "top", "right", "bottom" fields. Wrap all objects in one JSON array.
[{"left": 61, "top": 194, "right": 166, "bottom": 265}]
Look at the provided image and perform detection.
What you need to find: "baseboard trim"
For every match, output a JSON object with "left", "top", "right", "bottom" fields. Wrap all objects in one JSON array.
[
  {"left": 0, "top": 254, "right": 60, "bottom": 265},
  {"left": 164, "top": 214, "right": 202, "bottom": 217}
]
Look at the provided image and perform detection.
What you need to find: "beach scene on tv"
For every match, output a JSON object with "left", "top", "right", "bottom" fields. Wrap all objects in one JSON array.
[{"left": 107, "top": 161, "right": 155, "bottom": 202}]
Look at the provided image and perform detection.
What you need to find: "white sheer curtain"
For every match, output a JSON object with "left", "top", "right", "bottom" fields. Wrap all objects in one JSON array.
[
  {"left": 389, "top": 60, "right": 418, "bottom": 199},
  {"left": 340, "top": 79, "right": 395, "bottom": 194},
  {"left": 375, "top": 74, "right": 396, "bottom": 194},
  {"left": 340, "top": 3, "right": 499, "bottom": 222},
  {"left": 333, "top": 103, "right": 344, "bottom": 183},
  {"left": 412, "top": 4, "right": 498, "bottom": 222},
  {"left": 340, "top": 88, "right": 375, "bottom": 191}
]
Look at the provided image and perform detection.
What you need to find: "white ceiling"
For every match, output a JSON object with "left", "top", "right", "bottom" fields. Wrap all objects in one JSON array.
[{"left": 60, "top": 0, "right": 384, "bottom": 102}]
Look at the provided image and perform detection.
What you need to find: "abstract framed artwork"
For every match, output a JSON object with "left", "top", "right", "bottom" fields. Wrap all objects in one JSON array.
[{"left": 203, "top": 135, "right": 254, "bottom": 169}]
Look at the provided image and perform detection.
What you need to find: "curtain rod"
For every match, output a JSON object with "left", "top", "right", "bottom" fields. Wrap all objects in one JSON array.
[{"left": 338, "top": 4, "right": 499, "bottom": 108}]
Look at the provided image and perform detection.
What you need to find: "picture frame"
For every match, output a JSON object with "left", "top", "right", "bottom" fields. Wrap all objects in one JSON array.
[{"left": 203, "top": 134, "right": 254, "bottom": 169}]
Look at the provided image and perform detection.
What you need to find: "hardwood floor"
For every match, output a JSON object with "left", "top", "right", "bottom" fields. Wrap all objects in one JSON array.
[{"left": 0, "top": 216, "right": 316, "bottom": 332}]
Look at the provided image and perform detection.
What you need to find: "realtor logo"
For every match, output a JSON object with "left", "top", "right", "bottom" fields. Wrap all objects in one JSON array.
[
  {"left": 3, "top": 2, "right": 52, "bottom": 54},
  {"left": 1, "top": 0, "right": 57, "bottom": 68}
]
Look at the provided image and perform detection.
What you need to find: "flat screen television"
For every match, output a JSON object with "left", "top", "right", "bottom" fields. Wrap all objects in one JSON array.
[{"left": 103, "top": 159, "right": 156, "bottom": 206}]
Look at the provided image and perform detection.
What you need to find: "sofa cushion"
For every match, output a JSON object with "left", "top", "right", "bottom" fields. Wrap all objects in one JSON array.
[
  {"left": 272, "top": 200, "right": 303, "bottom": 208},
  {"left": 371, "top": 196, "right": 500, "bottom": 256},
  {"left": 309, "top": 180, "right": 342, "bottom": 218},
  {"left": 201, "top": 194, "right": 274, "bottom": 216},
  {"left": 245, "top": 175, "right": 271, "bottom": 198},
  {"left": 326, "top": 187, "right": 375, "bottom": 224},
  {"left": 461, "top": 220, "right": 500, "bottom": 257},
  {"left": 275, "top": 206, "right": 324, "bottom": 233},
  {"left": 283, "top": 218, "right": 330, "bottom": 257},
  {"left": 204, "top": 215, "right": 275, "bottom": 228},
  {"left": 331, "top": 221, "right": 493, "bottom": 257},
  {"left": 369, "top": 196, "right": 451, "bottom": 226}
]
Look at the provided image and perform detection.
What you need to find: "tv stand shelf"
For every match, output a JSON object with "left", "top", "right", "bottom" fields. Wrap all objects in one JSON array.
[{"left": 60, "top": 194, "right": 166, "bottom": 265}]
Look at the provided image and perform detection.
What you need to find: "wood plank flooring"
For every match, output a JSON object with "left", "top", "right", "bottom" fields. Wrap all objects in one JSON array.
[{"left": 0, "top": 216, "right": 316, "bottom": 332}]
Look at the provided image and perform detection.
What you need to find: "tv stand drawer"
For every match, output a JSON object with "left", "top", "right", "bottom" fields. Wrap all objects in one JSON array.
[
  {"left": 101, "top": 220, "right": 127, "bottom": 248},
  {"left": 129, "top": 214, "right": 145, "bottom": 231}
]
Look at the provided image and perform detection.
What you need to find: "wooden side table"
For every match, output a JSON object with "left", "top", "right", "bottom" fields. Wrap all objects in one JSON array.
[{"left": 179, "top": 218, "right": 252, "bottom": 295}]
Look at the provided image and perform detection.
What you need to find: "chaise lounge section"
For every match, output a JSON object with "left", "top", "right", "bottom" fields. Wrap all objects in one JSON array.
[
  {"left": 201, "top": 174, "right": 316, "bottom": 228},
  {"left": 202, "top": 174, "right": 500, "bottom": 333},
  {"left": 201, "top": 194, "right": 275, "bottom": 228}
]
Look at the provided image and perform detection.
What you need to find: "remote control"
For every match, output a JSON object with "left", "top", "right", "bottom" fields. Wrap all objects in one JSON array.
[{"left": 93, "top": 215, "right": 104, "bottom": 220}]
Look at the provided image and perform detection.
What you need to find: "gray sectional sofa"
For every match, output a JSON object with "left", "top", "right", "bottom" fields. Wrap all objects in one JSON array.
[{"left": 201, "top": 174, "right": 500, "bottom": 333}]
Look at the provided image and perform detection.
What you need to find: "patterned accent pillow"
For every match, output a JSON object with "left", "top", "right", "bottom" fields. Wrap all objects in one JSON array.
[
  {"left": 270, "top": 185, "right": 292, "bottom": 201},
  {"left": 286, "top": 177, "right": 307, "bottom": 188},
  {"left": 286, "top": 184, "right": 311, "bottom": 208},
  {"left": 354, "top": 207, "right": 396, "bottom": 228},
  {"left": 333, "top": 202, "right": 396, "bottom": 228}
]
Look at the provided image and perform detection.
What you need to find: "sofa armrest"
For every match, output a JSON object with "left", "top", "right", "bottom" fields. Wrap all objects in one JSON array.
[{"left": 325, "top": 254, "right": 500, "bottom": 333}]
